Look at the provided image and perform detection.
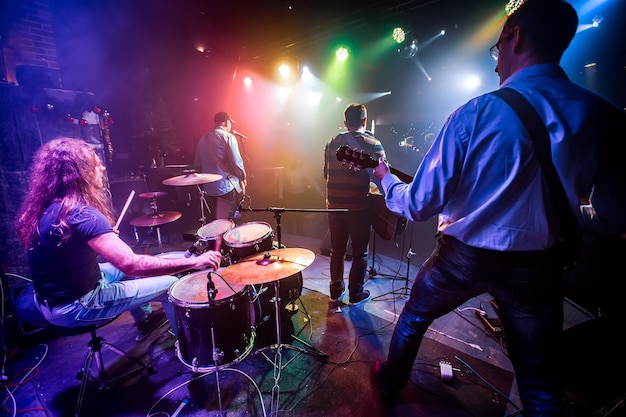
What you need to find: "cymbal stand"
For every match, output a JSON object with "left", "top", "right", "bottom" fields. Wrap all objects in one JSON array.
[
  {"left": 209, "top": 327, "right": 225, "bottom": 416},
  {"left": 148, "top": 197, "right": 165, "bottom": 252},
  {"left": 372, "top": 220, "right": 415, "bottom": 300},
  {"left": 195, "top": 184, "right": 212, "bottom": 227},
  {"left": 241, "top": 206, "right": 335, "bottom": 416}
]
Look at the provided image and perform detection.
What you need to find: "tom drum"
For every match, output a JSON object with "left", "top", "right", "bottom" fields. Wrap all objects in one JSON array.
[{"left": 222, "top": 221, "right": 274, "bottom": 263}]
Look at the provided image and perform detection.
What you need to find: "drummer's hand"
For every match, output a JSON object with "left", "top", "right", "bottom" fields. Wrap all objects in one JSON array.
[
  {"left": 373, "top": 157, "right": 391, "bottom": 181},
  {"left": 196, "top": 250, "right": 222, "bottom": 271}
]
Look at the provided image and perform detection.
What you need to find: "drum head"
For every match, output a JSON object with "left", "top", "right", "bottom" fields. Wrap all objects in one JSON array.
[
  {"left": 155, "top": 251, "right": 187, "bottom": 259},
  {"left": 223, "top": 221, "right": 272, "bottom": 248},
  {"left": 169, "top": 270, "right": 246, "bottom": 306},
  {"left": 197, "top": 219, "right": 234, "bottom": 239}
]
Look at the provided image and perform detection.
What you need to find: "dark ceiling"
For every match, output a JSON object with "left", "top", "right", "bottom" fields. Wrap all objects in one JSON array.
[{"left": 40, "top": 0, "right": 625, "bottom": 172}]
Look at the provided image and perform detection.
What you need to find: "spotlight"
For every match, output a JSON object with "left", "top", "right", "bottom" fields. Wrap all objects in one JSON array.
[
  {"left": 392, "top": 27, "right": 406, "bottom": 44},
  {"left": 336, "top": 47, "right": 349, "bottom": 61},
  {"left": 592, "top": 15, "right": 603, "bottom": 27},
  {"left": 398, "top": 38, "right": 418, "bottom": 58}
]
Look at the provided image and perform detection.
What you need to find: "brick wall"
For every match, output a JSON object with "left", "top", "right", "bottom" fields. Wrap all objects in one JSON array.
[{"left": 1, "top": 0, "right": 59, "bottom": 84}]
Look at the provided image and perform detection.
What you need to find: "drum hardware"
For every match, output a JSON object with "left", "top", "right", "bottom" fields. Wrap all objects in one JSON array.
[
  {"left": 137, "top": 191, "right": 168, "bottom": 199},
  {"left": 130, "top": 190, "right": 182, "bottom": 251},
  {"left": 162, "top": 170, "right": 221, "bottom": 227},
  {"left": 221, "top": 240, "right": 330, "bottom": 416}
]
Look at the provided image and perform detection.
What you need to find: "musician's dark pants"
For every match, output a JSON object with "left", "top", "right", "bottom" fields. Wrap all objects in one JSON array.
[
  {"left": 207, "top": 189, "right": 241, "bottom": 222},
  {"left": 378, "top": 234, "right": 568, "bottom": 417},
  {"left": 328, "top": 208, "right": 372, "bottom": 299}
]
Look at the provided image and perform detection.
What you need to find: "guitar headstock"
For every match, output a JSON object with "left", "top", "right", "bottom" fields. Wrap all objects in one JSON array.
[{"left": 336, "top": 145, "right": 377, "bottom": 170}]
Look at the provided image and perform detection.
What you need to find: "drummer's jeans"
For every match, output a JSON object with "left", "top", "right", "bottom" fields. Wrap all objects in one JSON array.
[
  {"left": 328, "top": 208, "right": 372, "bottom": 299},
  {"left": 36, "top": 262, "right": 179, "bottom": 336}
]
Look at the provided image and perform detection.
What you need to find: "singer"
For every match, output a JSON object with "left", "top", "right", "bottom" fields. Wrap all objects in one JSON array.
[{"left": 194, "top": 111, "right": 247, "bottom": 222}]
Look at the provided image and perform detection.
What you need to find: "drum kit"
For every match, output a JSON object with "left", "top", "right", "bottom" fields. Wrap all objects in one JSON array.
[
  {"left": 123, "top": 169, "right": 335, "bottom": 415},
  {"left": 167, "top": 238, "right": 318, "bottom": 416}
]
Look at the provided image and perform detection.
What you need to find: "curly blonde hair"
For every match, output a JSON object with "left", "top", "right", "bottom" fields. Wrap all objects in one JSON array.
[{"left": 15, "top": 138, "right": 115, "bottom": 248}]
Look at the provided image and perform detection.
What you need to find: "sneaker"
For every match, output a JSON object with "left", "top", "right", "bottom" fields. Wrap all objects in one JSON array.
[
  {"left": 349, "top": 290, "right": 371, "bottom": 305},
  {"left": 135, "top": 310, "right": 168, "bottom": 342},
  {"left": 371, "top": 359, "right": 396, "bottom": 407},
  {"left": 329, "top": 289, "right": 345, "bottom": 303}
]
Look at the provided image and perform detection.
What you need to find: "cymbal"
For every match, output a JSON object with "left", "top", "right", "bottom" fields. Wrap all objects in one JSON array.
[
  {"left": 162, "top": 172, "right": 222, "bottom": 186},
  {"left": 138, "top": 191, "right": 168, "bottom": 199},
  {"left": 130, "top": 211, "right": 182, "bottom": 227},
  {"left": 220, "top": 248, "right": 315, "bottom": 285}
]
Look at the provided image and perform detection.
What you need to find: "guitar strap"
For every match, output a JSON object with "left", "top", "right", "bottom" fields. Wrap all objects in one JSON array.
[{"left": 492, "top": 88, "right": 580, "bottom": 263}]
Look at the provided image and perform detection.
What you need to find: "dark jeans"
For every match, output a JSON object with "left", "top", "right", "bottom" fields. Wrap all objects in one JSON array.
[
  {"left": 207, "top": 189, "right": 241, "bottom": 222},
  {"left": 379, "top": 234, "right": 567, "bottom": 417},
  {"left": 328, "top": 208, "right": 372, "bottom": 298}
]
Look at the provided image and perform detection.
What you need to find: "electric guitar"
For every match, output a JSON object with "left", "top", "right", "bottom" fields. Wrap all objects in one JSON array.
[
  {"left": 335, "top": 145, "right": 413, "bottom": 240},
  {"left": 336, "top": 146, "right": 413, "bottom": 183}
]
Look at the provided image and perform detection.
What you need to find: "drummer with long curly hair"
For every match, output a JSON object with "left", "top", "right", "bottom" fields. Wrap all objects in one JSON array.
[{"left": 15, "top": 137, "right": 222, "bottom": 341}]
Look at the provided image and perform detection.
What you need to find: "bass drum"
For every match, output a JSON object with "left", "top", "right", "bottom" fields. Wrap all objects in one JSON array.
[
  {"left": 223, "top": 221, "right": 274, "bottom": 263},
  {"left": 168, "top": 270, "right": 254, "bottom": 372}
]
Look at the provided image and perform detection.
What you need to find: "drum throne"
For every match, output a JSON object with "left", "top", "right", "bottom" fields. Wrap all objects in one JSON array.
[{"left": 10, "top": 283, "right": 156, "bottom": 416}]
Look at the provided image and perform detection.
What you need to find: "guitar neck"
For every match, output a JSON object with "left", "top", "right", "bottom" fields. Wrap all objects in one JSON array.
[
  {"left": 335, "top": 145, "right": 414, "bottom": 184},
  {"left": 389, "top": 167, "right": 413, "bottom": 184}
]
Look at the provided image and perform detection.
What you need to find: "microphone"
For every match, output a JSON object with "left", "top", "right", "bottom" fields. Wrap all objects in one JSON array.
[
  {"left": 232, "top": 130, "right": 247, "bottom": 139},
  {"left": 233, "top": 195, "right": 246, "bottom": 220},
  {"left": 184, "top": 239, "right": 208, "bottom": 258}
]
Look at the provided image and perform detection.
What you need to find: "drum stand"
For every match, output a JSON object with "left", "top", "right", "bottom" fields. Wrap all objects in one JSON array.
[{"left": 195, "top": 184, "right": 212, "bottom": 227}]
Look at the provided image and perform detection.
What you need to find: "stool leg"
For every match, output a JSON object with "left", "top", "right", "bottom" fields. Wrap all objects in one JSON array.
[{"left": 75, "top": 347, "right": 96, "bottom": 417}]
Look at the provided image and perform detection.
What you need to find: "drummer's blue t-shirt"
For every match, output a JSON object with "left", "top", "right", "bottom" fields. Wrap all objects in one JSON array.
[{"left": 28, "top": 202, "right": 113, "bottom": 305}]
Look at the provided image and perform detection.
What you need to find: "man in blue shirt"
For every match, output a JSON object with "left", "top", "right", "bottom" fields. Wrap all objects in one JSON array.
[
  {"left": 371, "top": 1, "right": 626, "bottom": 416},
  {"left": 194, "top": 111, "right": 247, "bottom": 222}
]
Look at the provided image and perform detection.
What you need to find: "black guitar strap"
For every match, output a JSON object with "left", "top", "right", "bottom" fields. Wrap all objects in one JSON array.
[{"left": 492, "top": 88, "right": 580, "bottom": 262}]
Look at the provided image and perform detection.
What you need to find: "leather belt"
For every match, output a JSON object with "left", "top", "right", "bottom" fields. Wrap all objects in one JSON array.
[{"left": 34, "top": 292, "right": 73, "bottom": 308}]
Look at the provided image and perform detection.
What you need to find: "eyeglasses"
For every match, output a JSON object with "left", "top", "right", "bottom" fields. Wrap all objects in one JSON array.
[
  {"left": 490, "top": 31, "right": 512, "bottom": 61},
  {"left": 489, "top": 44, "right": 499, "bottom": 61}
]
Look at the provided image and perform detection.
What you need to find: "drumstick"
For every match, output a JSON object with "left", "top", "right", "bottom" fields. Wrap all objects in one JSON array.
[{"left": 114, "top": 189, "right": 135, "bottom": 232}]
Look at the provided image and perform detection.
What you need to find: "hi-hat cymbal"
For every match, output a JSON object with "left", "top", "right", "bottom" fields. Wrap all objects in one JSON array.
[
  {"left": 138, "top": 191, "right": 168, "bottom": 199},
  {"left": 162, "top": 173, "right": 222, "bottom": 186},
  {"left": 130, "top": 211, "right": 182, "bottom": 227},
  {"left": 220, "top": 248, "right": 315, "bottom": 285}
]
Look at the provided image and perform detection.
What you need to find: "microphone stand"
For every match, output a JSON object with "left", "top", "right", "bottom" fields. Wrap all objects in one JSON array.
[{"left": 372, "top": 220, "right": 415, "bottom": 300}]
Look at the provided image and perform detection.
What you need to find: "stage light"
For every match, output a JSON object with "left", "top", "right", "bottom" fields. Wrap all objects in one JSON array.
[
  {"left": 279, "top": 63, "right": 290, "bottom": 79},
  {"left": 398, "top": 38, "right": 418, "bottom": 58},
  {"left": 592, "top": 15, "right": 603, "bottom": 27},
  {"left": 336, "top": 47, "right": 349, "bottom": 61},
  {"left": 392, "top": 27, "right": 406, "bottom": 44}
]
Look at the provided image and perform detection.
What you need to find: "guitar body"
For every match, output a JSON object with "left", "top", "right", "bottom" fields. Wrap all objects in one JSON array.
[
  {"left": 369, "top": 193, "right": 407, "bottom": 240},
  {"left": 336, "top": 145, "right": 413, "bottom": 240}
]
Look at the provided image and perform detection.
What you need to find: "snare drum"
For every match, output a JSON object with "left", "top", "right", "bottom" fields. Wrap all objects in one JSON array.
[
  {"left": 168, "top": 270, "right": 254, "bottom": 372},
  {"left": 155, "top": 251, "right": 193, "bottom": 277},
  {"left": 196, "top": 219, "right": 234, "bottom": 253},
  {"left": 223, "top": 221, "right": 274, "bottom": 263}
]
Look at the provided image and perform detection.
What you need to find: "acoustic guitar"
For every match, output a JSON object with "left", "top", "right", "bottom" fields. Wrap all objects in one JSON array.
[{"left": 336, "top": 145, "right": 412, "bottom": 240}]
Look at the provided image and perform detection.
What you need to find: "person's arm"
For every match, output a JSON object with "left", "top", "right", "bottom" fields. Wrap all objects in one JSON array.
[
  {"left": 228, "top": 135, "right": 246, "bottom": 182},
  {"left": 88, "top": 232, "right": 221, "bottom": 277}
]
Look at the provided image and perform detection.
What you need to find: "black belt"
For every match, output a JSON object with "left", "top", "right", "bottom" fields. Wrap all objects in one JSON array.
[{"left": 35, "top": 292, "right": 75, "bottom": 308}]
